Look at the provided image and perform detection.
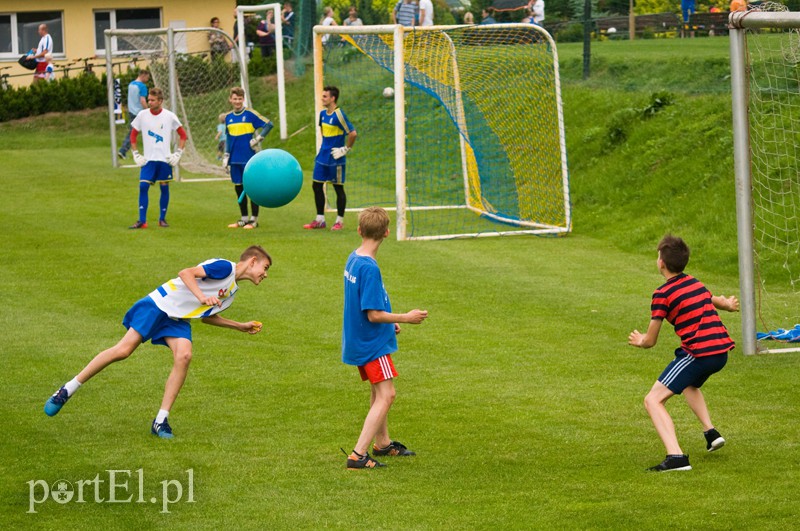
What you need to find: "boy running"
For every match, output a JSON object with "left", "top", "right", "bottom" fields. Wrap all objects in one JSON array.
[
  {"left": 44, "top": 246, "right": 272, "bottom": 439},
  {"left": 629, "top": 235, "right": 739, "bottom": 472},
  {"left": 342, "top": 207, "right": 428, "bottom": 469}
]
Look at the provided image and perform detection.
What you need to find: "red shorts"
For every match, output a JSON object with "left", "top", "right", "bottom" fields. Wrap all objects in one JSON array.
[
  {"left": 35, "top": 62, "right": 47, "bottom": 74},
  {"left": 358, "top": 354, "right": 397, "bottom": 384}
]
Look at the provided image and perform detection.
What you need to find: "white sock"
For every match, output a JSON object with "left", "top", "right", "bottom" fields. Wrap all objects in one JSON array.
[
  {"left": 335, "top": 216, "right": 344, "bottom": 224},
  {"left": 316, "top": 215, "right": 325, "bottom": 223},
  {"left": 155, "top": 409, "right": 169, "bottom": 423},
  {"left": 249, "top": 216, "right": 258, "bottom": 223},
  {"left": 240, "top": 216, "right": 248, "bottom": 222},
  {"left": 64, "top": 377, "right": 82, "bottom": 397}
]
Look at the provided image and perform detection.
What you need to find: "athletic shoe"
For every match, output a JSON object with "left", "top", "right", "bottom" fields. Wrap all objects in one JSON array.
[
  {"left": 373, "top": 441, "right": 416, "bottom": 456},
  {"left": 228, "top": 220, "right": 248, "bottom": 228},
  {"left": 117, "top": 151, "right": 126, "bottom": 160},
  {"left": 44, "top": 386, "right": 70, "bottom": 416},
  {"left": 647, "top": 454, "right": 692, "bottom": 472},
  {"left": 129, "top": 221, "right": 148, "bottom": 229},
  {"left": 303, "top": 220, "right": 326, "bottom": 229},
  {"left": 151, "top": 418, "right": 174, "bottom": 439},
  {"left": 158, "top": 220, "right": 169, "bottom": 228},
  {"left": 705, "top": 428, "right": 726, "bottom": 452},
  {"left": 346, "top": 452, "right": 386, "bottom": 469},
  {"left": 243, "top": 221, "right": 258, "bottom": 229},
  {"left": 331, "top": 222, "right": 344, "bottom": 231}
]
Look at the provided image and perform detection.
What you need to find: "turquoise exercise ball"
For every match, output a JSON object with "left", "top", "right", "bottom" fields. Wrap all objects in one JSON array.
[{"left": 242, "top": 149, "right": 303, "bottom": 208}]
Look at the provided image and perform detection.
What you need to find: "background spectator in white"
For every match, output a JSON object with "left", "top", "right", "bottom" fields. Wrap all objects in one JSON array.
[
  {"left": 419, "top": 0, "right": 435, "bottom": 26},
  {"left": 321, "top": 7, "right": 337, "bottom": 46},
  {"left": 531, "top": 0, "right": 545, "bottom": 24},
  {"left": 344, "top": 7, "right": 364, "bottom": 26},
  {"left": 31, "top": 24, "right": 52, "bottom": 84}
]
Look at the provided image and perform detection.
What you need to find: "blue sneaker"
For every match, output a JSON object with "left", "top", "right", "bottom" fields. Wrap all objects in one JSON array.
[
  {"left": 44, "top": 386, "right": 70, "bottom": 416},
  {"left": 151, "top": 418, "right": 174, "bottom": 439}
]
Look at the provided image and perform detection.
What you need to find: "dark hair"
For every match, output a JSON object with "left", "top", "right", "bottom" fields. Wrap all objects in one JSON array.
[
  {"left": 211, "top": 17, "right": 220, "bottom": 24},
  {"left": 149, "top": 87, "right": 164, "bottom": 101},
  {"left": 241, "top": 245, "right": 272, "bottom": 265},
  {"left": 657, "top": 235, "right": 690, "bottom": 273},
  {"left": 323, "top": 85, "right": 339, "bottom": 102}
]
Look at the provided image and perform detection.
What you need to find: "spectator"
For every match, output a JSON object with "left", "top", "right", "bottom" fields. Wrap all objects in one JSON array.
[
  {"left": 215, "top": 112, "right": 227, "bottom": 161},
  {"left": 531, "top": 0, "right": 545, "bottom": 24},
  {"left": 208, "top": 17, "right": 229, "bottom": 60},
  {"left": 321, "top": 7, "right": 337, "bottom": 46},
  {"left": 118, "top": 69, "right": 150, "bottom": 160},
  {"left": 392, "top": 0, "right": 418, "bottom": 27},
  {"left": 44, "top": 53, "right": 55, "bottom": 82},
  {"left": 730, "top": 0, "right": 746, "bottom": 11},
  {"left": 30, "top": 24, "right": 52, "bottom": 84},
  {"left": 281, "top": 3, "right": 295, "bottom": 46},
  {"left": 257, "top": 11, "right": 276, "bottom": 58},
  {"left": 480, "top": 8, "right": 497, "bottom": 25},
  {"left": 419, "top": 0, "right": 435, "bottom": 26},
  {"left": 344, "top": 7, "right": 364, "bottom": 26},
  {"left": 463, "top": 12, "right": 475, "bottom": 24},
  {"left": 681, "top": 0, "right": 696, "bottom": 37}
]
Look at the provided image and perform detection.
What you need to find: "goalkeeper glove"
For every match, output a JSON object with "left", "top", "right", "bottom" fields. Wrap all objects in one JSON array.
[
  {"left": 331, "top": 146, "right": 350, "bottom": 160},
  {"left": 168, "top": 148, "right": 184, "bottom": 167},
  {"left": 249, "top": 135, "right": 263, "bottom": 149},
  {"left": 132, "top": 150, "right": 146, "bottom": 167},
  {"left": 222, "top": 153, "right": 230, "bottom": 168}
]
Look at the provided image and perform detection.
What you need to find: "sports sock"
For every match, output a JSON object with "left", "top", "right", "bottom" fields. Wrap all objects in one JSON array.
[
  {"left": 335, "top": 216, "right": 344, "bottom": 224},
  {"left": 334, "top": 184, "right": 346, "bottom": 216},
  {"left": 235, "top": 185, "right": 248, "bottom": 217},
  {"left": 249, "top": 216, "right": 258, "bottom": 224},
  {"left": 138, "top": 182, "right": 150, "bottom": 222},
  {"left": 159, "top": 183, "right": 170, "bottom": 220},
  {"left": 155, "top": 409, "right": 169, "bottom": 424},
  {"left": 312, "top": 181, "right": 326, "bottom": 215},
  {"left": 64, "top": 377, "right": 82, "bottom": 396},
  {"left": 250, "top": 200, "right": 259, "bottom": 218},
  {"left": 316, "top": 215, "right": 325, "bottom": 223}
]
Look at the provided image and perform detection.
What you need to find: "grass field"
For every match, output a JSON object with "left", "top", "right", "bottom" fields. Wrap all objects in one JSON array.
[{"left": 2, "top": 37, "right": 799, "bottom": 529}]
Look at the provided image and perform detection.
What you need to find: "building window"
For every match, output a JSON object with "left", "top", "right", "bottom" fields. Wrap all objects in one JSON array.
[
  {"left": 0, "top": 11, "right": 64, "bottom": 59},
  {"left": 95, "top": 8, "right": 161, "bottom": 54}
]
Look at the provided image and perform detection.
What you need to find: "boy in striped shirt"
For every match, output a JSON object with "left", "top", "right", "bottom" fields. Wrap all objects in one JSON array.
[{"left": 629, "top": 235, "right": 739, "bottom": 472}]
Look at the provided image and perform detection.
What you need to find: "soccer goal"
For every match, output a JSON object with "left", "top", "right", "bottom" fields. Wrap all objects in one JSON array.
[
  {"left": 730, "top": 4, "right": 800, "bottom": 354},
  {"left": 314, "top": 24, "right": 571, "bottom": 241}
]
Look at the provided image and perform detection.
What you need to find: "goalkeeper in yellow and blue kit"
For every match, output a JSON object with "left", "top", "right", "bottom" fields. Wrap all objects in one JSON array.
[
  {"left": 303, "top": 85, "right": 357, "bottom": 231},
  {"left": 223, "top": 87, "right": 273, "bottom": 229}
]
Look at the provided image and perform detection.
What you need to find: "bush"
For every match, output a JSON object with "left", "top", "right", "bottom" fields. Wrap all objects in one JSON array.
[{"left": 0, "top": 73, "right": 107, "bottom": 122}]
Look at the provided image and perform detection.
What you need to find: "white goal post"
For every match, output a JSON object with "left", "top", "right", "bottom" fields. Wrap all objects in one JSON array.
[
  {"left": 313, "top": 23, "right": 571, "bottom": 241},
  {"left": 729, "top": 8, "right": 800, "bottom": 354}
]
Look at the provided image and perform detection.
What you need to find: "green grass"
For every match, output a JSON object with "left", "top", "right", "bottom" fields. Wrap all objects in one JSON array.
[{"left": 2, "top": 38, "right": 800, "bottom": 528}]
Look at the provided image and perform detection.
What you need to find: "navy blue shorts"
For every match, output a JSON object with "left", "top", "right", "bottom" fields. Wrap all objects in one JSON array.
[
  {"left": 313, "top": 163, "right": 345, "bottom": 184},
  {"left": 230, "top": 163, "right": 245, "bottom": 185},
  {"left": 140, "top": 161, "right": 173, "bottom": 184},
  {"left": 658, "top": 348, "right": 727, "bottom": 394},
  {"left": 122, "top": 296, "right": 192, "bottom": 347}
]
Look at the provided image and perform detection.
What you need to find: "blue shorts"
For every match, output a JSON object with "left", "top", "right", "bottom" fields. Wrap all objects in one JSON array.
[
  {"left": 140, "top": 161, "right": 173, "bottom": 184},
  {"left": 681, "top": 0, "right": 696, "bottom": 22},
  {"left": 230, "top": 164, "right": 245, "bottom": 185},
  {"left": 122, "top": 296, "right": 192, "bottom": 347},
  {"left": 313, "top": 163, "right": 346, "bottom": 184},
  {"left": 658, "top": 348, "right": 727, "bottom": 394}
]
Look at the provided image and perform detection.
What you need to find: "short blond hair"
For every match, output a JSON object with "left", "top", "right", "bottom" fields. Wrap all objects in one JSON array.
[
  {"left": 230, "top": 86, "right": 245, "bottom": 98},
  {"left": 358, "top": 207, "right": 390, "bottom": 241}
]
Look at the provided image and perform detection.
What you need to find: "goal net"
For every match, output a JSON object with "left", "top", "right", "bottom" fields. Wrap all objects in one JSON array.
[
  {"left": 314, "top": 24, "right": 571, "bottom": 241},
  {"left": 730, "top": 4, "right": 800, "bottom": 353}
]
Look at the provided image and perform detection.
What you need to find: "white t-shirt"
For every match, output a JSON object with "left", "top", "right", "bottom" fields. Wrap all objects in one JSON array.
[
  {"left": 36, "top": 34, "right": 53, "bottom": 63},
  {"left": 131, "top": 108, "right": 183, "bottom": 162},
  {"left": 148, "top": 259, "right": 239, "bottom": 319},
  {"left": 419, "top": 0, "right": 434, "bottom": 26},
  {"left": 321, "top": 16, "right": 335, "bottom": 44},
  {"left": 532, "top": 0, "right": 545, "bottom": 23}
]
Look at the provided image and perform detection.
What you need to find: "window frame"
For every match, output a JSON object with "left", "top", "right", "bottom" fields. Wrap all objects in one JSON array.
[
  {"left": 94, "top": 8, "right": 162, "bottom": 56},
  {"left": 0, "top": 11, "right": 65, "bottom": 60}
]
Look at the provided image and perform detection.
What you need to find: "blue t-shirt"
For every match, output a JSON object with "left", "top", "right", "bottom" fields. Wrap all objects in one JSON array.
[
  {"left": 225, "top": 108, "right": 271, "bottom": 164},
  {"left": 128, "top": 80, "right": 148, "bottom": 117},
  {"left": 316, "top": 108, "right": 355, "bottom": 167},
  {"left": 342, "top": 252, "right": 397, "bottom": 366}
]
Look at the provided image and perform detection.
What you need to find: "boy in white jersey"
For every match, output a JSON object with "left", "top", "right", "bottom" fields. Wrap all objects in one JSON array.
[
  {"left": 44, "top": 246, "right": 272, "bottom": 439},
  {"left": 128, "top": 87, "right": 188, "bottom": 229}
]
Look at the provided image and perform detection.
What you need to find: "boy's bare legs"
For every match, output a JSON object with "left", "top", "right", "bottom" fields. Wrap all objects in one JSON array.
[
  {"left": 354, "top": 379, "right": 396, "bottom": 455},
  {"left": 76, "top": 328, "right": 143, "bottom": 384},
  {"left": 683, "top": 386, "right": 713, "bottom": 431},
  {"left": 160, "top": 337, "right": 193, "bottom": 412},
  {"left": 644, "top": 381, "right": 683, "bottom": 455}
]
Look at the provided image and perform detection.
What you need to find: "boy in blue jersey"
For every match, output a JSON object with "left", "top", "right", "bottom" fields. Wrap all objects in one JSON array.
[
  {"left": 223, "top": 87, "right": 274, "bottom": 229},
  {"left": 44, "top": 246, "right": 272, "bottom": 439},
  {"left": 342, "top": 207, "right": 428, "bottom": 469},
  {"left": 118, "top": 69, "right": 150, "bottom": 159},
  {"left": 304, "top": 86, "right": 357, "bottom": 231}
]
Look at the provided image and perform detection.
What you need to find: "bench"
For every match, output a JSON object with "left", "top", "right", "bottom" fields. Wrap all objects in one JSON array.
[
  {"left": 595, "top": 13, "right": 682, "bottom": 39},
  {"left": 687, "top": 12, "right": 730, "bottom": 36}
]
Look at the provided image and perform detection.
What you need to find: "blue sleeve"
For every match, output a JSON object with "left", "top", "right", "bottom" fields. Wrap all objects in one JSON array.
[
  {"left": 141, "top": 84, "right": 148, "bottom": 98},
  {"left": 202, "top": 260, "right": 234, "bottom": 280},
  {"left": 359, "top": 264, "right": 388, "bottom": 312},
  {"left": 339, "top": 110, "right": 355, "bottom": 134}
]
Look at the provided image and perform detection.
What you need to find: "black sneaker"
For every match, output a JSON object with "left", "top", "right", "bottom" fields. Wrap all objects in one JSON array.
[
  {"left": 704, "top": 428, "right": 725, "bottom": 452},
  {"left": 129, "top": 221, "right": 147, "bottom": 229},
  {"left": 346, "top": 452, "right": 386, "bottom": 469},
  {"left": 373, "top": 441, "right": 416, "bottom": 456},
  {"left": 648, "top": 454, "right": 692, "bottom": 472},
  {"left": 118, "top": 151, "right": 126, "bottom": 160}
]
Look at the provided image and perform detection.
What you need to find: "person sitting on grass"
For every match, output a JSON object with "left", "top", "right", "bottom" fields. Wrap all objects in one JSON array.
[
  {"left": 44, "top": 246, "right": 272, "bottom": 439},
  {"left": 628, "top": 235, "right": 739, "bottom": 472}
]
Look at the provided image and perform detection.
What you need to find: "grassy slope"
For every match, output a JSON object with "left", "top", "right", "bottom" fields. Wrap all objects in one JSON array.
[{"left": 1, "top": 38, "right": 798, "bottom": 528}]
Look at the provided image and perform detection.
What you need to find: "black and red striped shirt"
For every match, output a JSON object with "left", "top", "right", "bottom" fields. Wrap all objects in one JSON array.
[{"left": 651, "top": 273, "right": 735, "bottom": 357}]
